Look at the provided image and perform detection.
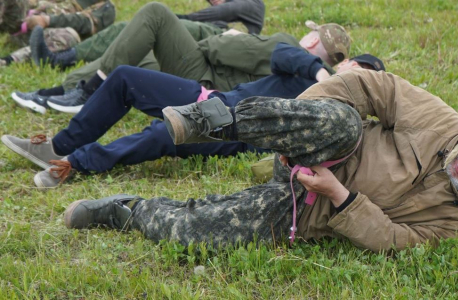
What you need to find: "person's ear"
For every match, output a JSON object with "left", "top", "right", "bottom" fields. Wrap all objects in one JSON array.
[{"left": 306, "top": 37, "right": 320, "bottom": 49}]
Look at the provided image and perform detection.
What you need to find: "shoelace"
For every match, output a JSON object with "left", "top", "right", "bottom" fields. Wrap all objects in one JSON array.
[
  {"left": 49, "top": 159, "right": 72, "bottom": 183},
  {"left": 288, "top": 135, "right": 362, "bottom": 245},
  {"left": 182, "top": 111, "right": 212, "bottom": 138},
  {"left": 30, "top": 134, "right": 47, "bottom": 144}
]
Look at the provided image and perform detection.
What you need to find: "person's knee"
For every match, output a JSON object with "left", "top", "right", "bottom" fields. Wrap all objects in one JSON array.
[
  {"left": 138, "top": 2, "right": 172, "bottom": 19},
  {"left": 111, "top": 65, "right": 137, "bottom": 78}
]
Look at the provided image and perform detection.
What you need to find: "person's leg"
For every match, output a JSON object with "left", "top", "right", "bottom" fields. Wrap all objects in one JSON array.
[
  {"left": 62, "top": 52, "right": 159, "bottom": 91},
  {"left": 65, "top": 179, "right": 307, "bottom": 246},
  {"left": 165, "top": 97, "right": 363, "bottom": 166},
  {"left": 74, "top": 22, "right": 127, "bottom": 62},
  {"left": 68, "top": 119, "right": 269, "bottom": 173},
  {"left": 42, "top": 0, "right": 115, "bottom": 36},
  {"left": 99, "top": 2, "right": 209, "bottom": 81},
  {"left": 53, "top": 66, "right": 203, "bottom": 156}
]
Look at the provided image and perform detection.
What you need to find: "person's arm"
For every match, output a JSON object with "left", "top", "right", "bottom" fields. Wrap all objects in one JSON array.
[
  {"left": 270, "top": 43, "right": 326, "bottom": 81},
  {"left": 298, "top": 69, "right": 458, "bottom": 131},
  {"left": 297, "top": 166, "right": 458, "bottom": 252},
  {"left": 328, "top": 193, "right": 458, "bottom": 252},
  {"left": 181, "top": 0, "right": 264, "bottom": 34}
]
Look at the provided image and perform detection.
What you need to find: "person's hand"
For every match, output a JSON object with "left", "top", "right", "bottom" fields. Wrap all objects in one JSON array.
[
  {"left": 315, "top": 68, "right": 331, "bottom": 82},
  {"left": 209, "top": 0, "right": 226, "bottom": 6},
  {"left": 297, "top": 165, "right": 349, "bottom": 207},
  {"left": 222, "top": 29, "right": 245, "bottom": 36}
]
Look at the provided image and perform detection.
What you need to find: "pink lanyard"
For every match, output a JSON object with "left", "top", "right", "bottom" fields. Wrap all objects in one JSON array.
[{"left": 288, "top": 135, "right": 362, "bottom": 245}]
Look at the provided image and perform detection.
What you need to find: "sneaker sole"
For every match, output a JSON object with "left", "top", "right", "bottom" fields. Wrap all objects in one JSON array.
[
  {"left": 64, "top": 199, "right": 87, "bottom": 229},
  {"left": 47, "top": 100, "right": 82, "bottom": 114},
  {"left": 1, "top": 135, "right": 50, "bottom": 169},
  {"left": 33, "top": 171, "right": 58, "bottom": 188},
  {"left": 162, "top": 107, "right": 185, "bottom": 145},
  {"left": 11, "top": 92, "right": 46, "bottom": 114}
]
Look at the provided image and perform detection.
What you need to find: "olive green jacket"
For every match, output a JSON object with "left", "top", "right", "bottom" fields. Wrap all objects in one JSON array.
[{"left": 198, "top": 32, "right": 301, "bottom": 91}]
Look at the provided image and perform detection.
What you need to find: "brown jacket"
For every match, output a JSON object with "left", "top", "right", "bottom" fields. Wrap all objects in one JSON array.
[{"left": 295, "top": 69, "right": 458, "bottom": 252}]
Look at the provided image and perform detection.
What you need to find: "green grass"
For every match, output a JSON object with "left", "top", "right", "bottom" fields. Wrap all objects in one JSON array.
[{"left": 1, "top": 0, "right": 458, "bottom": 298}]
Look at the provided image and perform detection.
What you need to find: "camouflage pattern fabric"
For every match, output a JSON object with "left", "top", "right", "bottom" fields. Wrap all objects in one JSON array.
[
  {"left": 130, "top": 178, "right": 306, "bottom": 246},
  {"left": 126, "top": 98, "right": 360, "bottom": 245},
  {"left": 234, "top": 97, "right": 362, "bottom": 166},
  {"left": 48, "top": 0, "right": 115, "bottom": 37},
  {"left": 10, "top": 27, "right": 80, "bottom": 63},
  {"left": 0, "top": 0, "right": 28, "bottom": 34}
]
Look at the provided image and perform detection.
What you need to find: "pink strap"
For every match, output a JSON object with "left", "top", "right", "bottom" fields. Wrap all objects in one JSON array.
[
  {"left": 288, "top": 135, "right": 362, "bottom": 245},
  {"left": 197, "top": 86, "right": 217, "bottom": 102},
  {"left": 13, "top": 22, "right": 28, "bottom": 36}
]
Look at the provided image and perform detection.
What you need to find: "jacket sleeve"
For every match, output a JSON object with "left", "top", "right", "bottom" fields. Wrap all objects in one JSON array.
[
  {"left": 185, "top": 0, "right": 265, "bottom": 34},
  {"left": 270, "top": 43, "right": 324, "bottom": 80},
  {"left": 327, "top": 193, "right": 458, "bottom": 252},
  {"left": 298, "top": 69, "right": 456, "bottom": 131}
]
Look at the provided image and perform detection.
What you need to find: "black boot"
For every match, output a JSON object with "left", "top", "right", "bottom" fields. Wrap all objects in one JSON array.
[{"left": 30, "top": 26, "right": 77, "bottom": 69}]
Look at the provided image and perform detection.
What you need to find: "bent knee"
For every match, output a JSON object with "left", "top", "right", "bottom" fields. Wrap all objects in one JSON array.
[{"left": 138, "top": 2, "right": 172, "bottom": 17}]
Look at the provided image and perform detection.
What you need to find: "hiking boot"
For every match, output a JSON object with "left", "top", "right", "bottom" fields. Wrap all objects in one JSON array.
[
  {"left": 30, "top": 26, "right": 76, "bottom": 69},
  {"left": 47, "top": 81, "right": 88, "bottom": 114},
  {"left": 162, "top": 97, "right": 233, "bottom": 145},
  {"left": 64, "top": 195, "right": 134, "bottom": 230},
  {"left": 1, "top": 135, "right": 64, "bottom": 169},
  {"left": 11, "top": 90, "right": 49, "bottom": 114},
  {"left": 34, "top": 157, "right": 75, "bottom": 188}
]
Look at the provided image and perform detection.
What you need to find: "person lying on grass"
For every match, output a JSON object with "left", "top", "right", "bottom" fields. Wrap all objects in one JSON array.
[
  {"left": 2, "top": 43, "right": 384, "bottom": 188},
  {"left": 10, "top": 2, "right": 349, "bottom": 115},
  {"left": 64, "top": 69, "right": 458, "bottom": 253}
]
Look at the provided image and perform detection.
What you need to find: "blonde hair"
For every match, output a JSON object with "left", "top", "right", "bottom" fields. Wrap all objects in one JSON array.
[{"left": 444, "top": 144, "right": 458, "bottom": 167}]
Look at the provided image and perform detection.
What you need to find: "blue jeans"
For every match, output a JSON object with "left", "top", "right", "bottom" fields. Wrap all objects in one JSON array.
[{"left": 52, "top": 66, "right": 268, "bottom": 173}]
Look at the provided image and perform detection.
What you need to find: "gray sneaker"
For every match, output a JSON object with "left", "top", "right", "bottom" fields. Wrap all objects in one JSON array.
[
  {"left": 34, "top": 157, "right": 75, "bottom": 188},
  {"left": 64, "top": 195, "right": 135, "bottom": 230},
  {"left": 1, "top": 134, "right": 64, "bottom": 169},
  {"left": 162, "top": 97, "right": 233, "bottom": 145}
]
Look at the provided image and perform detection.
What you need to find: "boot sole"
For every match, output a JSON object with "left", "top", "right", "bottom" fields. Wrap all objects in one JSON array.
[
  {"left": 1, "top": 135, "right": 50, "bottom": 169},
  {"left": 11, "top": 92, "right": 46, "bottom": 114},
  {"left": 47, "top": 100, "right": 82, "bottom": 114},
  {"left": 64, "top": 199, "right": 87, "bottom": 229},
  {"left": 162, "top": 107, "right": 185, "bottom": 145}
]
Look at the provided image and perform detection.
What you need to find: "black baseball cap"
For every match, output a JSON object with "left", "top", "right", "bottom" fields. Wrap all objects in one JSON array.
[{"left": 351, "top": 54, "right": 385, "bottom": 71}]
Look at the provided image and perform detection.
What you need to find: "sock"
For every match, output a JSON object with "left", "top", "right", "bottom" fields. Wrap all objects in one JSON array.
[
  {"left": 82, "top": 73, "right": 104, "bottom": 96},
  {"left": 37, "top": 85, "right": 64, "bottom": 96},
  {"left": 1, "top": 55, "right": 14, "bottom": 65}
]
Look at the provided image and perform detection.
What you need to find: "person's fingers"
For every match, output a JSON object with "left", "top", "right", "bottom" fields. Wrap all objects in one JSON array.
[
  {"left": 310, "top": 165, "right": 327, "bottom": 174},
  {"left": 297, "top": 171, "right": 314, "bottom": 184},
  {"left": 279, "top": 155, "right": 289, "bottom": 166}
]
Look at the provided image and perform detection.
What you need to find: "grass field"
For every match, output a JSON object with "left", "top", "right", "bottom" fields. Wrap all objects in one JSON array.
[{"left": 1, "top": 0, "right": 458, "bottom": 298}]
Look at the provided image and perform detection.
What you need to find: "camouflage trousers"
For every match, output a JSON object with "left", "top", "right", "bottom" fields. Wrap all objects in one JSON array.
[{"left": 121, "top": 98, "right": 362, "bottom": 246}]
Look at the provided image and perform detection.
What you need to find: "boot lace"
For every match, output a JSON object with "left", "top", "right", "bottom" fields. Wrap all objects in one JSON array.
[
  {"left": 182, "top": 111, "right": 212, "bottom": 137},
  {"left": 49, "top": 159, "right": 72, "bottom": 183},
  {"left": 30, "top": 134, "right": 47, "bottom": 144}
]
